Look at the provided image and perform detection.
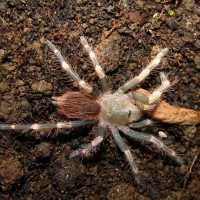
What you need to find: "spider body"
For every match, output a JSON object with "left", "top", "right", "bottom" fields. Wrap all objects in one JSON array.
[
  {"left": 99, "top": 92, "right": 141, "bottom": 125},
  {"left": 0, "top": 36, "right": 184, "bottom": 183}
]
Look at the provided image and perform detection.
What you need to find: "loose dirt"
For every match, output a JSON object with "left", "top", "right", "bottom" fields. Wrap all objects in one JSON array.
[{"left": 0, "top": 1, "right": 199, "bottom": 199}]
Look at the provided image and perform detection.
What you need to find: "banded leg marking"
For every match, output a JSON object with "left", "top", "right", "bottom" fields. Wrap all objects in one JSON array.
[
  {"left": 0, "top": 120, "right": 92, "bottom": 131},
  {"left": 119, "top": 48, "right": 169, "bottom": 93},
  {"left": 118, "top": 126, "right": 184, "bottom": 164},
  {"left": 148, "top": 72, "right": 170, "bottom": 104},
  {"left": 131, "top": 72, "right": 170, "bottom": 105},
  {"left": 80, "top": 36, "right": 110, "bottom": 92},
  {"left": 69, "top": 123, "right": 105, "bottom": 158},
  {"left": 46, "top": 40, "right": 94, "bottom": 95},
  {"left": 109, "top": 126, "right": 140, "bottom": 182}
]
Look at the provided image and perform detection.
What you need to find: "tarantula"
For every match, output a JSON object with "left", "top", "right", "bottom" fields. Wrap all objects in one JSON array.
[{"left": 0, "top": 37, "right": 183, "bottom": 182}]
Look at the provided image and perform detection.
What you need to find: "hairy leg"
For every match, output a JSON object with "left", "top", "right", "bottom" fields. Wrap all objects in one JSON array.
[
  {"left": 109, "top": 125, "right": 140, "bottom": 183},
  {"left": 119, "top": 48, "right": 169, "bottom": 93},
  {"left": 131, "top": 72, "right": 170, "bottom": 106},
  {"left": 80, "top": 36, "right": 110, "bottom": 92},
  {"left": 46, "top": 40, "right": 97, "bottom": 96},
  {"left": 69, "top": 123, "right": 105, "bottom": 158},
  {"left": 118, "top": 125, "right": 184, "bottom": 164},
  {"left": 129, "top": 119, "right": 153, "bottom": 128},
  {"left": 0, "top": 120, "right": 92, "bottom": 131}
]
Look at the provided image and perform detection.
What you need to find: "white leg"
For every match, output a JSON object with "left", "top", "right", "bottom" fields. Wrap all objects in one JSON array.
[
  {"left": 80, "top": 36, "right": 110, "bottom": 92},
  {"left": 0, "top": 120, "right": 91, "bottom": 131},
  {"left": 148, "top": 72, "right": 170, "bottom": 104},
  {"left": 69, "top": 123, "right": 104, "bottom": 157},
  {"left": 118, "top": 125, "right": 184, "bottom": 164},
  {"left": 109, "top": 126, "right": 140, "bottom": 183},
  {"left": 46, "top": 40, "right": 96, "bottom": 95},
  {"left": 119, "top": 48, "right": 169, "bottom": 92},
  {"left": 131, "top": 72, "right": 170, "bottom": 105}
]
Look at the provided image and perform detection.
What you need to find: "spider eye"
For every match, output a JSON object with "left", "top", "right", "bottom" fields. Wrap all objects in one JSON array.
[{"left": 128, "top": 110, "right": 132, "bottom": 118}]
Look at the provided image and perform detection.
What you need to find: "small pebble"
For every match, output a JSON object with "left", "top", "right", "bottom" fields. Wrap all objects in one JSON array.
[
  {"left": 0, "top": 157, "right": 24, "bottom": 191},
  {"left": 196, "top": 22, "right": 200, "bottom": 31},
  {"left": 159, "top": 131, "right": 167, "bottom": 138},
  {"left": 183, "top": 126, "right": 197, "bottom": 137},
  {"left": 166, "top": 20, "right": 178, "bottom": 31},
  {"left": 31, "top": 80, "right": 53, "bottom": 93},
  {"left": 34, "top": 142, "right": 53, "bottom": 158}
]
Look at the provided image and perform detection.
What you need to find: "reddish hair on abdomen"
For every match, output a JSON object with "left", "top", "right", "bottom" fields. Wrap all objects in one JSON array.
[{"left": 58, "top": 92, "right": 100, "bottom": 120}]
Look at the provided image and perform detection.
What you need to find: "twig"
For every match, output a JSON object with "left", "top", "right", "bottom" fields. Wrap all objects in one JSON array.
[{"left": 183, "top": 147, "right": 199, "bottom": 190}]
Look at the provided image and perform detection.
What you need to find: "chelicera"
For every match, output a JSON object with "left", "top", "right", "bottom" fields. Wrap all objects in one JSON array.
[{"left": 0, "top": 36, "right": 184, "bottom": 183}]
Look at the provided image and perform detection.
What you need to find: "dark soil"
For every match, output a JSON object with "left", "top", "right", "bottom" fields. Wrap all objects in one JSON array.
[{"left": 0, "top": 0, "right": 200, "bottom": 199}]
